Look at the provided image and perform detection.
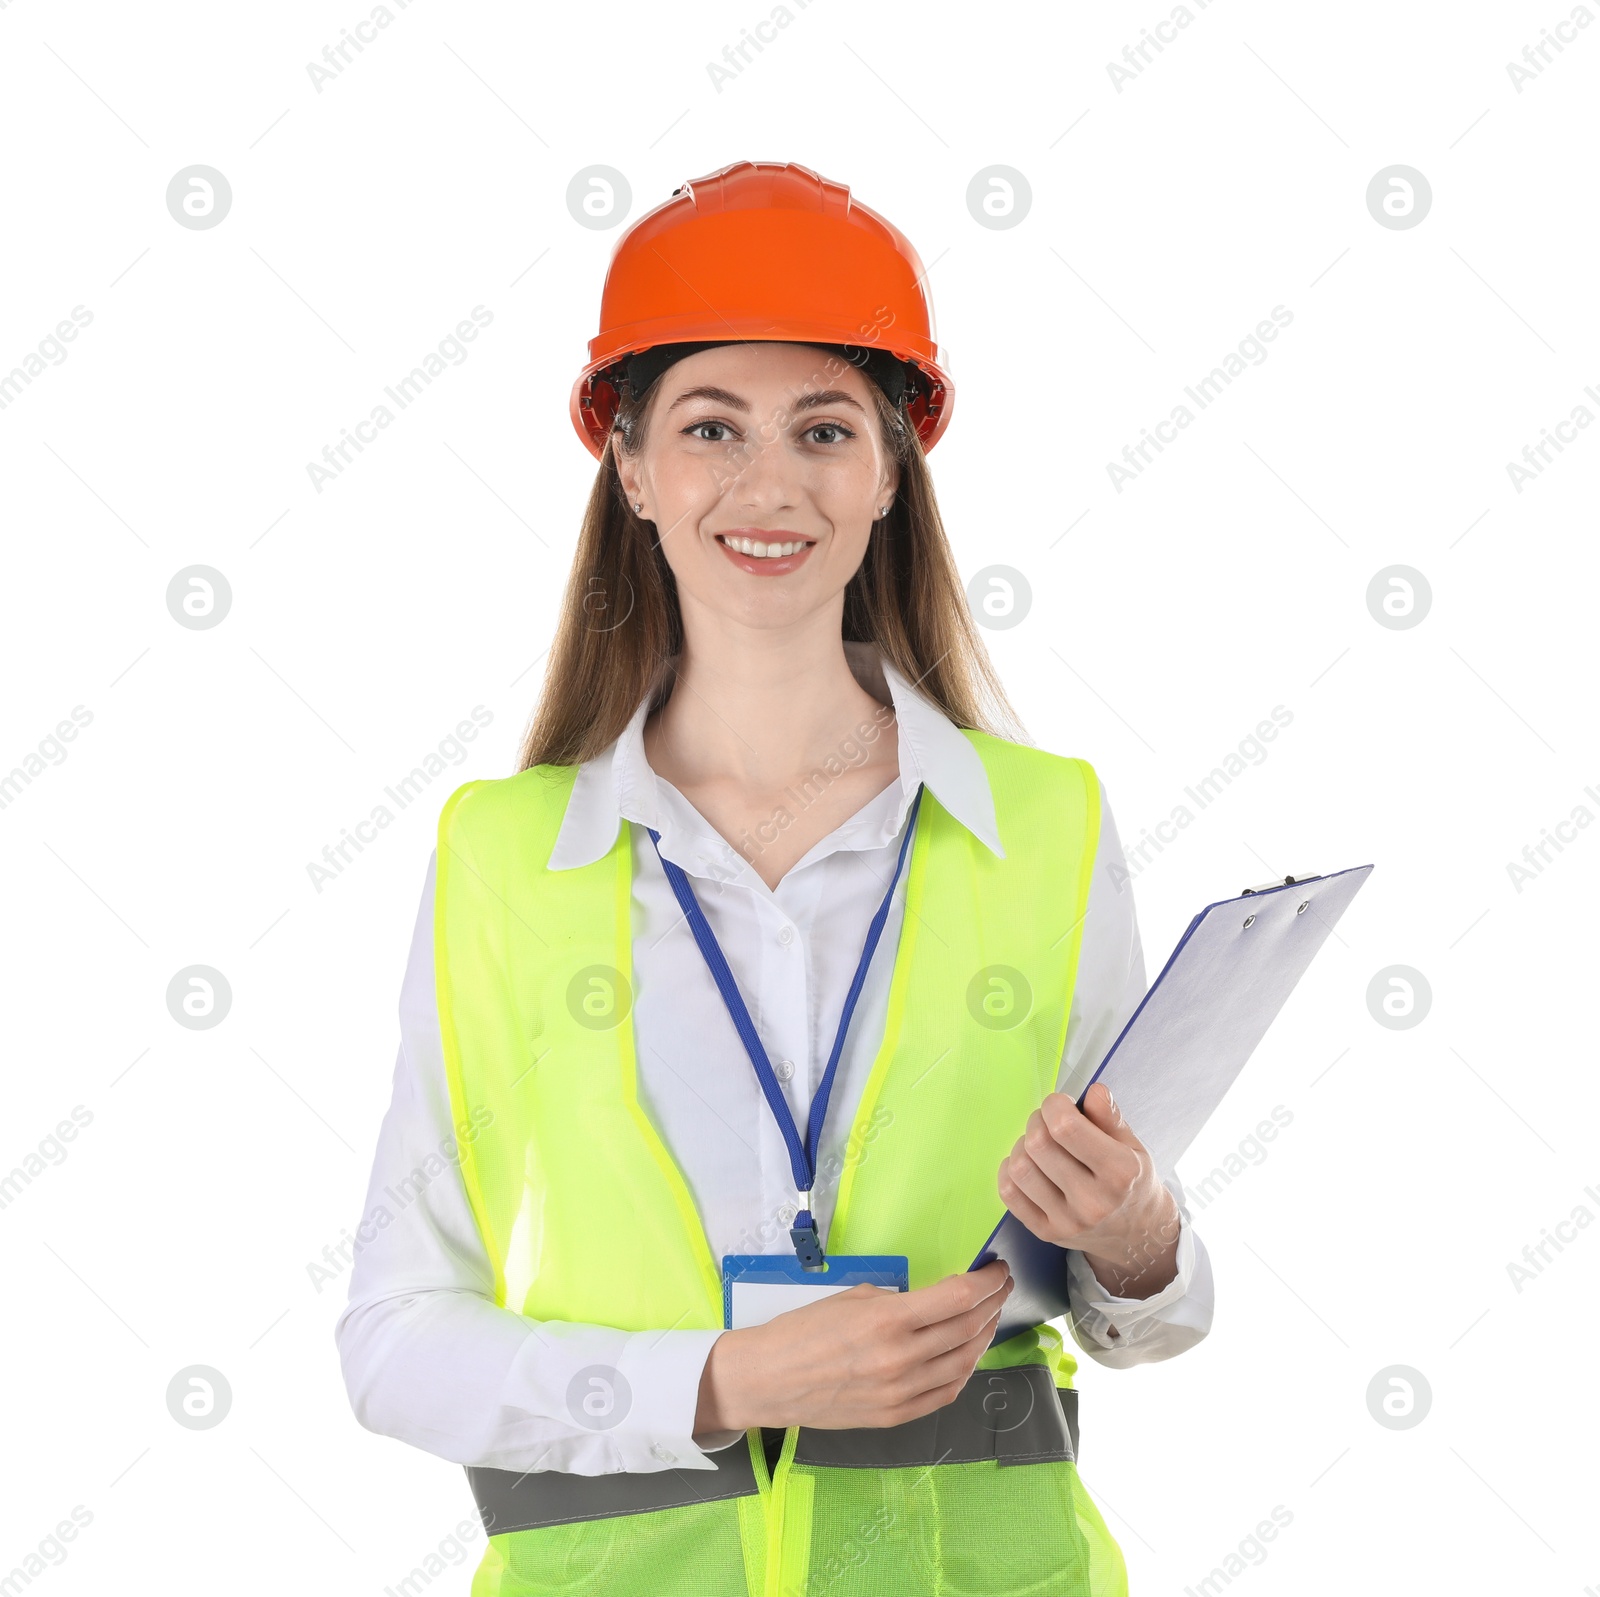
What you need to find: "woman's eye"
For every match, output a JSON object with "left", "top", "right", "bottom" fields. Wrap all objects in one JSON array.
[
  {"left": 685, "top": 420, "right": 736, "bottom": 443},
  {"left": 807, "top": 422, "right": 855, "bottom": 445}
]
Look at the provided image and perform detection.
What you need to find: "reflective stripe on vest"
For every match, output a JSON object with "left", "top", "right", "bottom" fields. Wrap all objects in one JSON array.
[
  {"left": 435, "top": 729, "right": 1130, "bottom": 1597},
  {"left": 467, "top": 1369, "right": 1079, "bottom": 1535}
]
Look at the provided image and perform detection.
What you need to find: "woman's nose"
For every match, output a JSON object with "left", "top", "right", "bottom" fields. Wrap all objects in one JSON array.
[{"left": 724, "top": 430, "right": 801, "bottom": 514}]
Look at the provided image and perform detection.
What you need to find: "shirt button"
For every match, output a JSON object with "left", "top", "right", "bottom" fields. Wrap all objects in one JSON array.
[
  {"left": 778, "top": 1203, "right": 797, "bottom": 1224},
  {"left": 774, "top": 1058, "right": 795, "bottom": 1082},
  {"left": 650, "top": 1444, "right": 676, "bottom": 1464},
  {"left": 778, "top": 926, "right": 794, "bottom": 945}
]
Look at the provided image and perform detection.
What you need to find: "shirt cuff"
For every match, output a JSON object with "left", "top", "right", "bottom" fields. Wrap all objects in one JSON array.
[{"left": 1066, "top": 1177, "right": 1198, "bottom": 1345}]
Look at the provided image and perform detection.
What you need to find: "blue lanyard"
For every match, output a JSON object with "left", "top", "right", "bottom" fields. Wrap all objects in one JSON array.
[{"left": 646, "top": 782, "right": 925, "bottom": 1270}]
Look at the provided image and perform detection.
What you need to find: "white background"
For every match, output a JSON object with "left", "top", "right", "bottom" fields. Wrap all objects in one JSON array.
[{"left": 2, "top": 1, "right": 1596, "bottom": 1592}]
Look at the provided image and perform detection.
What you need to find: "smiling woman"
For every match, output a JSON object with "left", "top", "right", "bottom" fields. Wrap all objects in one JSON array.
[
  {"left": 630, "top": 352, "right": 891, "bottom": 577},
  {"left": 338, "top": 160, "right": 1213, "bottom": 1597},
  {"left": 606, "top": 341, "right": 925, "bottom": 887},
  {"left": 526, "top": 333, "right": 993, "bottom": 774}
]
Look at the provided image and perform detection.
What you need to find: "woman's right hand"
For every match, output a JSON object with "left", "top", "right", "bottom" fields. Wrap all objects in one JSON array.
[{"left": 695, "top": 1259, "right": 1014, "bottom": 1433}]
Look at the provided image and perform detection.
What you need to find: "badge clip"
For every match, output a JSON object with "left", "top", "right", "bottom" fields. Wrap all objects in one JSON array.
[{"left": 789, "top": 1207, "right": 826, "bottom": 1272}]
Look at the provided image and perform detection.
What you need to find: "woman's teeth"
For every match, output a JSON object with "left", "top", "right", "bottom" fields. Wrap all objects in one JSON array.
[{"left": 720, "top": 536, "right": 809, "bottom": 558}]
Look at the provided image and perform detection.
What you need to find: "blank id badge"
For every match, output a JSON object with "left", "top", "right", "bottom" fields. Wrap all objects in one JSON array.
[{"left": 722, "top": 1254, "right": 909, "bottom": 1329}]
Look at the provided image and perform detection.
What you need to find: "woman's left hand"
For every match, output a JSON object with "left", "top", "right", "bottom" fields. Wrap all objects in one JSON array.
[{"left": 997, "top": 1082, "right": 1182, "bottom": 1300}]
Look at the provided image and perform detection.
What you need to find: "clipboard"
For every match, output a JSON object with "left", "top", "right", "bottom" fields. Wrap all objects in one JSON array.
[{"left": 971, "top": 863, "right": 1374, "bottom": 1344}]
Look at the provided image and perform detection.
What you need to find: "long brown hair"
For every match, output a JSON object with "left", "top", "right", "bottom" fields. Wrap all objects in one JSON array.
[{"left": 515, "top": 364, "right": 1028, "bottom": 771}]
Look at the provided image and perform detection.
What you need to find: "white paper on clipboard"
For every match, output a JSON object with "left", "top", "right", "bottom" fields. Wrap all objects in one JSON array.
[{"left": 1085, "top": 864, "right": 1374, "bottom": 1177}]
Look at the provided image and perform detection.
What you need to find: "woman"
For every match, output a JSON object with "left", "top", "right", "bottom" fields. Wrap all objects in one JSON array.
[{"left": 338, "top": 161, "right": 1213, "bottom": 1596}]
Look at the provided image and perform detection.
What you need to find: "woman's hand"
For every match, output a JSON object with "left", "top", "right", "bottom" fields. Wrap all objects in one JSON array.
[
  {"left": 695, "top": 1259, "right": 1013, "bottom": 1433},
  {"left": 998, "top": 1082, "right": 1182, "bottom": 1299}
]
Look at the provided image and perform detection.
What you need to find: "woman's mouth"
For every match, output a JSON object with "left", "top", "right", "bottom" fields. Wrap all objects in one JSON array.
[{"left": 715, "top": 532, "right": 816, "bottom": 575}]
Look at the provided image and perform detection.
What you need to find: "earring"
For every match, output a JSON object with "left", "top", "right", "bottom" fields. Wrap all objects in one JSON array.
[
  {"left": 633, "top": 501, "right": 643, "bottom": 513},
  {"left": 877, "top": 505, "right": 890, "bottom": 518}
]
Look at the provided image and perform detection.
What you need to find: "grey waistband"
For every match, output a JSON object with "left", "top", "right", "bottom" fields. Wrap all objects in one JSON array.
[
  {"left": 467, "top": 1367, "right": 1079, "bottom": 1537},
  {"left": 792, "top": 1365, "right": 1077, "bottom": 1470}
]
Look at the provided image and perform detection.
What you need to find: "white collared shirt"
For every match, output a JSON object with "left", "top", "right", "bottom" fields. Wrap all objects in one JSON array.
[{"left": 335, "top": 647, "right": 1214, "bottom": 1476}]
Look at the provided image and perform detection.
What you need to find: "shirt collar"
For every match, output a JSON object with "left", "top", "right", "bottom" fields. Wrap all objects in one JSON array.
[{"left": 545, "top": 644, "right": 1006, "bottom": 870}]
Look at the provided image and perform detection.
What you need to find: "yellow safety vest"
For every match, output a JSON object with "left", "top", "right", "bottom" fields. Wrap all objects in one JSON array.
[{"left": 434, "top": 728, "right": 1129, "bottom": 1596}]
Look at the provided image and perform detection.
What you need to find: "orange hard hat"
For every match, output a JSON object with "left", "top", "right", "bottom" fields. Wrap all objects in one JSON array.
[{"left": 570, "top": 160, "right": 954, "bottom": 458}]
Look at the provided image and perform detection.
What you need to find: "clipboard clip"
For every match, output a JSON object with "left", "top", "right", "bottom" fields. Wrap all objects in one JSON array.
[{"left": 1240, "top": 873, "right": 1316, "bottom": 895}]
